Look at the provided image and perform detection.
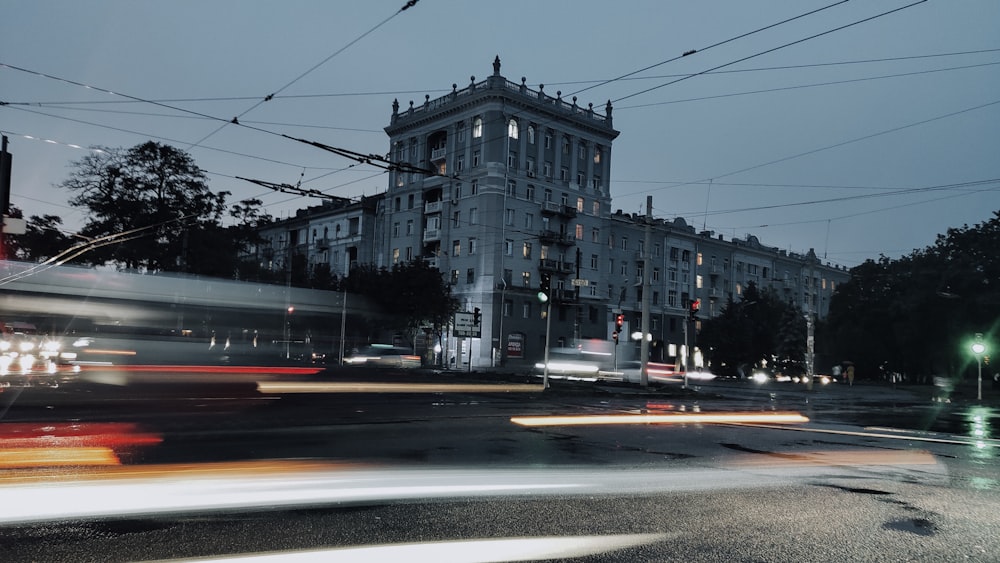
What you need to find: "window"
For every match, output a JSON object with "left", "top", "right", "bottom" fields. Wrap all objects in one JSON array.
[
  {"left": 668, "top": 290, "right": 677, "bottom": 307},
  {"left": 472, "top": 150, "right": 481, "bottom": 167},
  {"left": 620, "top": 262, "right": 628, "bottom": 276},
  {"left": 457, "top": 121, "right": 466, "bottom": 142},
  {"left": 697, "top": 252, "right": 703, "bottom": 266},
  {"left": 471, "top": 180, "right": 478, "bottom": 195},
  {"left": 637, "top": 263, "right": 644, "bottom": 279},
  {"left": 592, "top": 201, "right": 600, "bottom": 216},
  {"left": 394, "top": 197, "right": 401, "bottom": 212},
  {"left": 577, "top": 172, "right": 585, "bottom": 186},
  {"left": 591, "top": 176, "right": 602, "bottom": 191},
  {"left": 468, "top": 238, "right": 477, "bottom": 255},
  {"left": 653, "top": 291, "right": 659, "bottom": 305},
  {"left": 505, "top": 239, "right": 513, "bottom": 256},
  {"left": 452, "top": 240, "right": 461, "bottom": 256},
  {"left": 638, "top": 240, "right": 645, "bottom": 255},
  {"left": 523, "top": 242, "right": 532, "bottom": 259},
  {"left": 508, "top": 151, "right": 517, "bottom": 169},
  {"left": 654, "top": 243, "right": 660, "bottom": 257},
  {"left": 594, "top": 147, "right": 602, "bottom": 164},
  {"left": 405, "top": 219, "right": 413, "bottom": 235},
  {"left": 653, "top": 267, "right": 660, "bottom": 282},
  {"left": 591, "top": 254, "right": 599, "bottom": 269},
  {"left": 452, "top": 211, "right": 460, "bottom": 227},
  {"left": 456, "top": 155, "right": 464, "bottom": 172},
  {"left": 505, "top": 209, "right": 515, "bottom": 226},
  {"left": 527, "top": 125, "right": 535, "bottom": 144},
  {"left": 348, "top": 218, "right": 359, "bottom": 235},
  {"left": 507, "top": 180, "right": 516, "bottom": 196},
  {"left": 454, "top": 184, "right": 462, "bottom": 199},
  {"left": 503, "top": 300, "right": 512, "bottom": 317},
  {"left": 670, "top": 247, "right": 679, "bottom": 261},
  {"left": 392, "top": 248, "right": 399, "bottom": 264},
  {"left": 507, "top": 118, "right": 518, "bottom": 139},
  {"left": 543, "top": 161, "right": 552, "bottom": 178},
  {"left": 470, "top": 207, "right": 478, "bottom": 225},
  {"left": 544, "top": 132, "right": 552, "bottom": 149},
  {"left": 575, "top": 224, "right": 583, "bottom": 239},
  {"left": 392, "top": 222, "right": 400, "bottom": 238},
  {"left": 472, "top": 117, "right": 483, "bottom": 138},
  {"left": 523, "top": 213, "right": 533, "bottom": 229},
  {"left": 526, "top": 184, "right": 535, "bottom": 201},
  {"left": 562, "top": 136, "right": 570, "bottom": 154},
  {"left": 522, "top": 302, "right": 532, "bottom": 318},
  {"left": 526, "top": 158, "right": 535, "bottom": 176},
  {"left": 697, "top": 274, "right": 703, "bottom": 289},
  {"left": 578, "top": 144, "right": 586, "bottom": 160},
  {"left": 682, "top": 249, "right": 691, "bottom": 262},
  {"left": 577, "top": 197, "right": 584, "bottom": 212},
  {"left": 451, "top": 269, "right": 459, "bottom": 284},
  {"left": 522, "top": 271, "right": 531, "bottom": 287},
  {"left": 467, "top": 268, "right": 475, "bottom": 284},
  {"left": 591, "top": 227, "right": 600, "bottom": 243},
  {"left": 560, "top": 167, "right": 569, "bottom": 181},
  {"left": 503, "top": 269, "right": 512, "bottom": 286},
  {"left": 407, "top": 194, "right": 415, "bottom": 209},
  {"left": 621, "top": 237, "right": 628, "bottom": 251},
  {"left": 405, "top": 247, "right": 413, "bottom": 261}
]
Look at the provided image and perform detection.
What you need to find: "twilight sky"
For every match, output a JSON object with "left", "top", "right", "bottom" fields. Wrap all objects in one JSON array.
[{"left": 2, "top": 0, "right": 998, "bottom": 267}]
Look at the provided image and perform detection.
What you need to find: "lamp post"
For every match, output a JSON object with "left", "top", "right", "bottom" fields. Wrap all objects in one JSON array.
[{"left": 972, "top": 334, "right": 986, "bottom": 401}]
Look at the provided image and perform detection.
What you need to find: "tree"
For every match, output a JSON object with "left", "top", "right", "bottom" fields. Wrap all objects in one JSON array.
[
  {"left": 61, "top": 141, "right": 228, "bottom": 272},
  {"left": 826, "top": 210, "right": 1000, "bottom": 382},
  {"left": 14, "top": 214, "right": 73, "bottom": 262},
  {"left": 699, "top": 282, "right": 797, "bottom": 376},
  {"left": 342, "top": 261, "right": 458, "bottom": 346}
]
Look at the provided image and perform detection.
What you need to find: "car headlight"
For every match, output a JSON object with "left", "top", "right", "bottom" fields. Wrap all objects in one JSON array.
[{"left": 19, "top": 341, "right": 35, "bottom": 353}]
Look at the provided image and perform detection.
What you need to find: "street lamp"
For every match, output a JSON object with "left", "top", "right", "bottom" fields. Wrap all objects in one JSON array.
[{"left": 971, "top": 334, "right": 986, "bottom": 401}]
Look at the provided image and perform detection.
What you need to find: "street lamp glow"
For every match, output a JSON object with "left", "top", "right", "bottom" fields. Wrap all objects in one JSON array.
[{"left": 972, "top": 342, "right": 986, "bottom": 355}]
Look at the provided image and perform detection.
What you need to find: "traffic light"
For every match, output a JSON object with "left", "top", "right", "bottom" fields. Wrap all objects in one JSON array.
[
  {"left": 689, "top": 298, "right": 701, "bottom": 321},
  {"left": 615, "top": 313, "right": 624, "bottom": 331},
  {"left": 473, "top": 307, "right": 481, "bottom": 326},
  {"left": 612, "top": 331, "right": 619, "bottom": 344},
  {"left": 537, "top": 272, "right": 551, "bottom": 303}
]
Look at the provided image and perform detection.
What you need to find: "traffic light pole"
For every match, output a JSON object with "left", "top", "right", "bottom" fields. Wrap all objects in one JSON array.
[{"left": 542, "top": 298, "right": 552, "bottom": 389}]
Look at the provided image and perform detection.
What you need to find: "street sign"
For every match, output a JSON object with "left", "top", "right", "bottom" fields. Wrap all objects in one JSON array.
[
  {"left": 453, "top": 311, "right": 481, "bottom": 338},
  {"left": 571, "top": 278, "right": 589, "bottom": 287}
]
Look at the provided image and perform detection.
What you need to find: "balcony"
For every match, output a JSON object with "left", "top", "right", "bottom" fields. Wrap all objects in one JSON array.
[
  {"left": 424, "top": 256, "right": 439, "bottom": 269},
  {"left": 424, "top": 201, "right": 443, "bottom": 214},
  {"left": 553, "top": 288, "right": 577, "bottom": 302},
  {"left": 315, "top": 237, "right": 330, "bottom": 250},
  {"left": 539, "top": 258, "right": 560, "bottom": 271},
  {"left": 430, "top": 147, "right": 447, "bottom": 162},
  {"left": 538, "top": 230, "right": 575, "bottom": 246},
  {"left": 540, "top": 201, "right": 577, "bottom": 218},
  {"left": 558, "top": 261, "right": 576, "bottom": 274},
  {"left": 423, "top": 228, "right": 441, "bottom": 242}
]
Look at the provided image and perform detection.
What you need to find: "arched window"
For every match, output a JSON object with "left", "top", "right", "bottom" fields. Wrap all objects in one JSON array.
[
  {"left": 527, "top": 125, "right": 535, "bottom": 144},
  {"left": 507, "top": 118, "right": 519, "bottom": 139},
  {"left": 472, "top": 116, "right": 483, "bottom": 138}
]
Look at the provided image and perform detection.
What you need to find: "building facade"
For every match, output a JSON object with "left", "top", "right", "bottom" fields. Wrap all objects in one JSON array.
[{"left": 255, "top": 58, "right": 851, "bottom": 371}]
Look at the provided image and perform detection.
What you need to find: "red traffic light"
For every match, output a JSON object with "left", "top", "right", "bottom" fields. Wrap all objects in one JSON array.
[{"left": 615, "top": 314, "right": 624, "bottom": 329}]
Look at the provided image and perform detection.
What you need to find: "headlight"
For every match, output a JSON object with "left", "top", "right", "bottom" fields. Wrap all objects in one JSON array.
[
  {"left": 42, "top": 340, "right": 61, "bottom": 352},
  {"left": 751, "top": 372, "right": 769, "bottom": 383},
  {"left": 19, "top": 341, "right": 35, "bottom": 353},
  {"left": 0, "top": 341, "right": 10, "bottom": 352}
]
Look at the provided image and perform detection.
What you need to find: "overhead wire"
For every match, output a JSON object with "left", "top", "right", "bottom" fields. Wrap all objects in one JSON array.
[
  {"left": 612, "top": 0, "right": 930, "bottom": 104},
  {"left": 568, "top": 0, "right": 852, "bottom": 98},
  {"left": 185, "top": 0, "right": 422, "bottom": 150}
]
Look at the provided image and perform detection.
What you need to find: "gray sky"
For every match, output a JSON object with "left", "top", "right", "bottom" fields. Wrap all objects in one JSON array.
[{"left": 2, "top": 0, "right": 998, "bottom": 267}]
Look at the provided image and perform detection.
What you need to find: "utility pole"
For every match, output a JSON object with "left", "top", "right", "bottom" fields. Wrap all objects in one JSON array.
[
  {"left": 639, "top": 196, "right": 653, "bottom": 387},
  {"left": 0, "top": 135, "right": 11, "bottom": 259}
]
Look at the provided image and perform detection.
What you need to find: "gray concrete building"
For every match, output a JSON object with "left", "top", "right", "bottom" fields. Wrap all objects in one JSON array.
[{"left": 253, "top": 57, "right": 850, "bottom": 371}]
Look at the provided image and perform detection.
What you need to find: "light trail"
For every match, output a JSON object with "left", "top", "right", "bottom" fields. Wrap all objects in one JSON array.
[
  {"left": 730, "top": 423, "right": 1000, "bottom": 448},
  {"left": 257, "top": 382, "right": 545, "bottom": 394},
  {"left": 510, "top": 412, "right": 809, "bottom": 427},
  {"left": 158, "top": 533, "right": 672, "bottom": 562}
]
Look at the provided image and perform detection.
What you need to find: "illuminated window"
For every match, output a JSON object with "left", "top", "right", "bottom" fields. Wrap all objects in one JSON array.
[
  {"left": 472, "top": 117, "right": 483, "bottom": 138},
  {"left": 523, "top": 242, "right": 532, "bottom": 259},
  {"left": 508, "top": 118, "right": 519, "bottom": 139},
  {"left": 575, "top": 224, "right": 583, "bottom": 240}
]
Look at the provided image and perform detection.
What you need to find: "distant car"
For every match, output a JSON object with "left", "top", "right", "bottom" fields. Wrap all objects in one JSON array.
[{"left": 345, "top": 345, "right": 421, "bottom": 369}]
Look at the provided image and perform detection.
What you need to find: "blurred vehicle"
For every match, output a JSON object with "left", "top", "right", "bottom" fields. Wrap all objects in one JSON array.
[{"left": 345, "top": 345, "right": 421, "bottom": 368}]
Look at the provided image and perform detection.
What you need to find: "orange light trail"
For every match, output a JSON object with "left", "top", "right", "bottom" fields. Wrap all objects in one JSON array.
[
  {"left": 510, "top": 412, "right": 809, "bottom": 427},
  {"left": 79, "top": 365, "right": 323, "bottom": 375}
]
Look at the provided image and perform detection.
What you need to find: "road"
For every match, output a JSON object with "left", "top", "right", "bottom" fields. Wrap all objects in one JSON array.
[{"left": 0, "top": 368, "right": 997, "bottom": 561}]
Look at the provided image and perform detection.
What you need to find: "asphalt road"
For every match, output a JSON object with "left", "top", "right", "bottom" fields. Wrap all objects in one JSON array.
[{"left": 0, "top": 369, "right": 997, "bottom": 562}]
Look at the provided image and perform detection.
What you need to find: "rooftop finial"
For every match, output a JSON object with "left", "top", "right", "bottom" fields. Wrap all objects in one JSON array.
[{"left": 493, "top": 55, "right": 501, "bottom": 75}]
